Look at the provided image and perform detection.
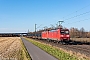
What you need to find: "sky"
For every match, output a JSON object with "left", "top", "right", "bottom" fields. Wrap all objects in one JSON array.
[{"left": 0, "top": 0, "right": 90, "bottom": 33}]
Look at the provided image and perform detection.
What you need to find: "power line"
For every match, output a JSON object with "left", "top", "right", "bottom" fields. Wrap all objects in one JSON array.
[
  {"left": 50, "top": 4, "right": 90, "bottom": 29},
  {"left": 64, "top": 10, "right": 90, "bottom": 21},
  {"left": 36, "top": 24, "right": 43, "bottom": 29},
  {"left": 65, "top": 18, "right": 90, "bottom": 25},
  {"left": 61, "top": 4, "right": 90, "bottom": 26},
  {"left": 62, "top": 4, "right": 90, "bottom": 19}
]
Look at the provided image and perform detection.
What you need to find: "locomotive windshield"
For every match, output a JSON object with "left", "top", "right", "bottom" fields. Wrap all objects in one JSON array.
[
  {"left": 60, "top": 31, "right": 65, "bottom": 34},
  {"left": 65, "top": 31, "right": 69, "bottom": 34},
  {"left": 60, "top": 30, "right": 69, "bottom": 34}
]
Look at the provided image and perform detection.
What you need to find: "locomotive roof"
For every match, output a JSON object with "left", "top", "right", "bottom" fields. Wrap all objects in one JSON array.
[{"left": 50, "top": 28, "right": 69, "bottom": 31}]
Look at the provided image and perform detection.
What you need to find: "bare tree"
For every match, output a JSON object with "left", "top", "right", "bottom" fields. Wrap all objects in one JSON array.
[
  {"left": 70, "top": 27, "right": 75, "bottom": 38},
  {"left": 87, "top": 31, "right": 90, "bottom": 38},
  {"left": 80, "top": 27, "right": 85, "bottom": 37}
]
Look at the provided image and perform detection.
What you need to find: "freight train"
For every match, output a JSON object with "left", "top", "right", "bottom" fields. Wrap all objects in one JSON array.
[{"left": 28, "top": 28, "right": 70, "bottom": 42}]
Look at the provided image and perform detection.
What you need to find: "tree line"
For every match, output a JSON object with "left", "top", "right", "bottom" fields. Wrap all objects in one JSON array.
[{"left": 70, "top": 27, "right": 90, "bottom": 38}]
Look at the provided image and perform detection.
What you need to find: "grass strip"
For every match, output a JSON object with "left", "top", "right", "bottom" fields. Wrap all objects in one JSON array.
[
  {"left": 25, "top": 38, "right": 79, "bottom": 60},
  {"left": 19, "top": 38, "right": 31, "bottom": 60}
]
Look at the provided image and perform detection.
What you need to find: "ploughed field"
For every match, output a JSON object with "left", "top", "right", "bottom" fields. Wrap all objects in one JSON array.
[
  {"left": 70, "top": 38, "right": 90, "bottom": 43},
  {"left": 0, "top": 37, "right": 21, "bottom": 60},
  {"left": 29, "top": 38, "right": 90, "bottom": 60}
]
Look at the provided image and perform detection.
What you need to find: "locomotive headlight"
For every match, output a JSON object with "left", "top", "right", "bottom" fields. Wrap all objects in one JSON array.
[{"left": 66, "top": 35, "right": 70, "bottom": 37}]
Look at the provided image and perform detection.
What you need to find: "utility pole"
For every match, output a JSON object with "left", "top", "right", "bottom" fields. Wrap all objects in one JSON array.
[
  {"left": 35, "top": 24, "right": 37, "bottom": 38},
  {"left": 27, "top": 29, "right": 29, "bottom": 36},
  {"left": 28, "top": 29, "right": 29, "bottom": 33},
  {"left": 35, "top": 24, "right": 37, "bottom": 32}
]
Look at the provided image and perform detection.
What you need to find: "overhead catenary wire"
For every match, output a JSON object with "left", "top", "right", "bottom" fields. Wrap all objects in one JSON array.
[
  {"left": 62, "top": 4, "right": 90, "bottom": 19},
  {"left": 65, "top": 18, "right": 90, "bottom": 25},
  {"left": 36, "top": 24, "right": 43, "bottom": 29},
  {"left": 64, "top": 10, "right": 90, "bottom": 21},
  {"left": 60, "top": 4, "right": 90, "bottom": 26},
  {"left": 39, "top": 4, "right": 90, "bottom": 30}
]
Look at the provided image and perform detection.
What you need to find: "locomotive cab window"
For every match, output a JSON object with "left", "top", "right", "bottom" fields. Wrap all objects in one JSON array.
[
  {"left": 60, "top": 30, "right": 69, "bottom": 34},
  {"left": 65, "top": 31, "right": 69, "bottom": 34},
  {"left": 60, "top": 31, "right": 65, "bottom": 34}
]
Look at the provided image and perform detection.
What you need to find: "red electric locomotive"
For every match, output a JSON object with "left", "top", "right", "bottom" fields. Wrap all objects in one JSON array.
[{"left": 42, "top": 28, "right": 70, "bottom": 42}]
